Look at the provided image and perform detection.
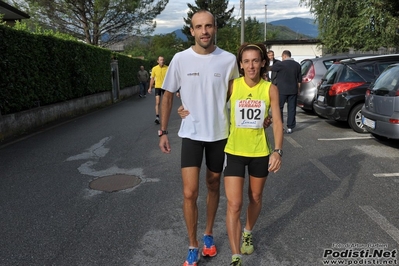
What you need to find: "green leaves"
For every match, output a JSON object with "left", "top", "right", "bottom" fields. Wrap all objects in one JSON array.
[
  {"left": 18, "top": 0, "right": 169, "bottom": 46},
  {"left": 182, "top": 0, "right": 235, "bottom": 43},
  {"left": 0, "top": 25, "right": 111, "bottom": 114},
  {"left": 300, "top": 0, "right": 399, "bottom": 53}
]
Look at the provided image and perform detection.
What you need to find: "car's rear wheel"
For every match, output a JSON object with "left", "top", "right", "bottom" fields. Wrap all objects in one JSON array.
[{"left": 348, "top": 103, "right": 368, "bottom": 133}]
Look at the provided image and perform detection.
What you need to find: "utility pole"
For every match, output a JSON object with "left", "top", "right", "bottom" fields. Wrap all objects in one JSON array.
[
  {"left": 264, "top": 5, "right": 267, "bottom": 41},
  {"left": 206, "top": 0, "right": 217, "bottom": 45},
  {"left": 241, "top": 0, "right": 245, "bottom": 44}
]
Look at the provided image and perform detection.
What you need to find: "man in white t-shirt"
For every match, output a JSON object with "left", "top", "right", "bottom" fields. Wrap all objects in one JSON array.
[{"left": 158, "top": 10, "right": 239, "bottom": 266}]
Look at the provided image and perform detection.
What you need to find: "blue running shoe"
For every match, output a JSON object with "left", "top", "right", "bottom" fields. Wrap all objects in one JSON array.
[
  {"left": 202, "top": 235, "right": 217, "bottom": 257},
  {"left": 183, "top": 248, "right": 199, "bottom": 266}
]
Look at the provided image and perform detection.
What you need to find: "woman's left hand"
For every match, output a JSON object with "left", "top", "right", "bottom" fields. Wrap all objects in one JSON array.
[{"left": 268, "top": 152, "right": 281, "bottom": 173}]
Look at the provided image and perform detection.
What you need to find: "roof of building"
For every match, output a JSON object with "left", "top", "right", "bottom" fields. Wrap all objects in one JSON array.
[
  {"left": 264, "top": 39, "right": 321, "bottom": 46},
  {"left": 0, "top": 0, "right": 30, "bottom": 21}
]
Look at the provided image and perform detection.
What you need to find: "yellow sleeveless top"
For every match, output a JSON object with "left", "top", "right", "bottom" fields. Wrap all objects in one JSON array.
[{"left": 224, "top": 77, "right": 272, "bottom": 157}]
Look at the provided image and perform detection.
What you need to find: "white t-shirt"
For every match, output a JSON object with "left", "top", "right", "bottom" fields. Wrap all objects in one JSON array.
[
  {"left": 268, "top": 60, "right": 274, "bottom": 79},
  {"left": 162, "top": 47, "right": 239, "bottom": 142}
]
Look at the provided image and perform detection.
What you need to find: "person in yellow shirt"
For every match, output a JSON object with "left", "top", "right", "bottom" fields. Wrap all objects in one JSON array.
[
  {"left": 176, "top": 43, "right": 282, "bottom": 266},
  {"left": 223, "top": 43, "right": 283, "bottom": 265},
  {"left": 148, "top": 56, "right": 168, "bottom": 124}
]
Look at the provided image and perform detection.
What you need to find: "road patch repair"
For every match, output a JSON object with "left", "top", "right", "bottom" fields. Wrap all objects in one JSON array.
[
  {"left": 66, "top": 137, "right": 146, "bottom": 192},
  {"left": 89, "top": 174, "right": 141, "bottom": 192}
]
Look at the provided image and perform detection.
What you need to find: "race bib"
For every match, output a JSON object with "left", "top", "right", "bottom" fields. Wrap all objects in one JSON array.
[{"left": 235, "top": 99, "right": 266, "bottom": 128}]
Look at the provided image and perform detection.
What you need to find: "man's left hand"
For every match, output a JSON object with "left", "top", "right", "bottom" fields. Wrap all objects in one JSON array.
[{"left": 264, "top": 115, "right": 273, "bottom": 128}]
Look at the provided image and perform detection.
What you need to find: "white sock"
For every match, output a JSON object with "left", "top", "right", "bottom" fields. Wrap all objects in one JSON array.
[{"left": 244, "top": 228, "right": 252, "bottom": 234}]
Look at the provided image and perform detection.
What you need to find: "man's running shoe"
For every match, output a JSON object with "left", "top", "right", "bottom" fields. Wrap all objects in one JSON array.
[
  {"left": 230, "top": 255, "right": 242, "bottom": 266},
  {"left": 202, "top": 235, "right": 217, "bottom": 257},
  {"left": 183, "top": 248, "right": 199, "bottom": 266},
  {"left": 154, "top": 117, "right": 160, "bottom": 124},
  {"left": 240, "top": 232, "right": 254, "bottom": 255}
]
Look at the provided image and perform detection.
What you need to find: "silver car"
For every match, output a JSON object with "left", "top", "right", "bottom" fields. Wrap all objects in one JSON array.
[
  {"left": 298, "top": 54, "right": 374, "bottom": 112},
  {"left": 362, "top": 63, "right": 399, "bottom": 140}
]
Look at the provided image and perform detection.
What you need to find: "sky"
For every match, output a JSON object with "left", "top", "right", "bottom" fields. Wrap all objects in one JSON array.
[{"left": 153, "top": 0, "right": 314, "bottom": 35}]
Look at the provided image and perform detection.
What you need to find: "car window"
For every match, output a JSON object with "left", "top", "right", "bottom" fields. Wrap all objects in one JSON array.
[
  {"left": 378, "top": 62, "right": 396, "bottom": 73},
  {"left": 301, "top": 60, "right": 312, "bottom": 76},
  {"left": 346, "top": 63, "right": 376, "bottom": 81},
  {"left": 323, "top": 64, "right": 341, "bottom": 85},
  {"left": 371, "top": 66, "right": 399, "bottom": 96},
  {"left": 323, "top": 60, "right": 337, "bottom": 69},
  {"left": 338, "top": 65, "right": 365, "bottom": 82},
  {"left": 360, "top": 65, "right": 374, "bottom": 75}
]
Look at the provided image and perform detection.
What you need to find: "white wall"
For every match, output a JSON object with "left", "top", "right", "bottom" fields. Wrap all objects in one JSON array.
[{"left": 270, "top": 44, "right": 323, "bottom": 63}]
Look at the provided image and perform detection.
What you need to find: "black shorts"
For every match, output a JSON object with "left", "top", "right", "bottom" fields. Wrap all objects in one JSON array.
[
  {"left": 224, "top": 153, "right": 270, "bottom": 178},
  {"left": 181, "top": 138, "right": 227, "bottom": 173},
  {"left": 155, "top": 88, "right": 165, "bottom": 96}
]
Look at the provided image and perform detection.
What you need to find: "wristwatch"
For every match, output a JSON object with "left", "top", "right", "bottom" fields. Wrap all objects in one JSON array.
[
  {"left": 158, "top": 130, "right": 168, "bottom": 137},
  {"left": 273, "top": 149, "right": 283, "bottom": 157}
]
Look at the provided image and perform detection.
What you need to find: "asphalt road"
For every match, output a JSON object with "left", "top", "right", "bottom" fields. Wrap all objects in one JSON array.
[{"left": 1, "top": 92, "right": 399, "bottom": 266}]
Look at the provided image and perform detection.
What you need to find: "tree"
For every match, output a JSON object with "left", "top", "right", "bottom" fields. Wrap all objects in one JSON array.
[
  {"left": 182, "top": 0, "right": 235, "bottom": 43},
  {"left": 217, "top": 17, "right": 275, "bottom": 55},
  {"left": 6, "top": 0, "right": 168, "bottom": 46},
  {"left": 353, "top": 0, "right": 399, "bottom": 51},
  {"left": 124, "top": 33, "right": 184, "bottom": 64},
  {"left": 300, "top": 0, "right": 399, "bottom": 53},
  {"left": 148, "top": 33, "right": 185, "bottom": 63}
]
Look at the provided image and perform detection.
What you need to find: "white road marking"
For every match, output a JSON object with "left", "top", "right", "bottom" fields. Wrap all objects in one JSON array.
[
  {"left": 373, "top": 173, "right": 399, "bottom": 177},
  {"left": 318, "top": 136, "right": 373, "bottom": 141},
  {"left": 309, "top": 159, "right": 341, "bottom": 181},
  {"left": 360, "top": 205, "right": 399, "bottom": 245},
  {"left": 285, "top": 136, "right": 302, "bottom": 148}
]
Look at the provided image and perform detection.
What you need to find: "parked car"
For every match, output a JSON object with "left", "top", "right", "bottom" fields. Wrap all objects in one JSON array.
[
  {"left": 313, "top": 54, "right": 399, "bottom": 133},
  {"left": 362, "top": 63, "right": 399, "bottom": 140},
  {"left": 298, "top": 54, "right": 372, "bottom": 112}
]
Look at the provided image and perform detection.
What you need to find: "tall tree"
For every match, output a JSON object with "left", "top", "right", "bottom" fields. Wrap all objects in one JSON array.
[
  {"left": 300, "top": 0, "right": 399, "bottom": 53},
  {"left": 124, "top": 33, "right": 184, "bottom": 64},
  {"left": 182, "top": 0, "right": 234, "bottom": 43},
  {"left": 217, "top": 17, "right": 274, "bottom": 55},
  {"left": 6, "top": 0, "right": 168, "bottom": 46}
]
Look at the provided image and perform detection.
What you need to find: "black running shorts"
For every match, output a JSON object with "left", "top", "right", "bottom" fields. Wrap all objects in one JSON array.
[
  {"left": 224, "top": 153, "right": 270, "bottom": 178},
  {"left": 181, "top": 138, "right": 227, "bottom": 173},
  {"left": 155, "top": 88, "right": 165, "bottom": 96}
]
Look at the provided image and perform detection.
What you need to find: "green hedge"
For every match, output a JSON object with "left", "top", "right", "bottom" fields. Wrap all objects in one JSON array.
[
  {"left": 0, "top": 25, "right": 148, "bottom": 115},
  {"left": 116, "top": 54, "right": 152, "bottom": 90}
]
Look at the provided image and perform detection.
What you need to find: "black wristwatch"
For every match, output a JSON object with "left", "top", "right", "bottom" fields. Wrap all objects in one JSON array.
[
  {"left": 274, "top": 149, "right": 283, "bottom": 157},
  {"left": 158, "top": 130, "right": 168, "bottom": 137}
]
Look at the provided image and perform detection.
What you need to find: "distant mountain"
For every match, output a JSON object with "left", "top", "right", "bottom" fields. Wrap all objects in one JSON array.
[
  {"left": 172, "top": 26, "right": 312, "bottom": 42},
  {"left": 266, "top": 24, "right": 313, "bottom": 40},
  {"left": 168, "top": 17, "right": 318, "bottom": 41},
  {"left": 172, "top": 29, "right": 188, "bottom": 41},
  {"left": 269, "top": 17, "right": 318, "bottom": 38}
]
